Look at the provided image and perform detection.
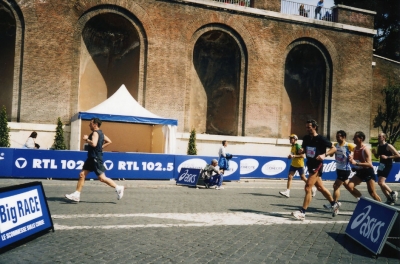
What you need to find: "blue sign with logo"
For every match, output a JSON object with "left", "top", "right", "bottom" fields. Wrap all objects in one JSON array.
[
  {"left": 0, "top": 182, "right": 54, "bottom": 252},
  {"left": 176, "top": 168, "right": 202, "bottom": 187},
  {"left": 174, "top": 155, "right": 240, "bottom": 181},
  {"left": 345, "top": 197, "right": 399, "bottom": 255},
  {"left": 238, "top": 155, "right": 291, "bottom": 179},
  {"left": 2, "top": 147, "right": 400, "bottom": 183},
  {"left": 0, "top": 148, "right": 13, "bottom": 177}
]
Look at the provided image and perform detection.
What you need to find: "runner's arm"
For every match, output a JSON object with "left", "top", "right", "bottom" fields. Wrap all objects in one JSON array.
[{"left": 102, "top": 134, "right": 112, "bottom": 149}]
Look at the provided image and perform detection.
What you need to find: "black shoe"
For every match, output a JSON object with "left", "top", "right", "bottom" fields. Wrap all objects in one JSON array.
[
  {"left": 386, "top": 198, "right": 395, "bottom": 206},
  {"left": 204, "top": 183, "right": 209, "bottom": 189}
]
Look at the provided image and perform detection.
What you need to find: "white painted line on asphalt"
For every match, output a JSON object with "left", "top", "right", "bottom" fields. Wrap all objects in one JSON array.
[{"left": 52, "top": 212, "right": 350, "bottom": 230}]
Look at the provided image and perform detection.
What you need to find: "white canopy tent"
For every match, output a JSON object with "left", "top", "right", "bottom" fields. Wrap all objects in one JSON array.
[{"left": 70, "top": 85, "right": 177, "bottom": 153}]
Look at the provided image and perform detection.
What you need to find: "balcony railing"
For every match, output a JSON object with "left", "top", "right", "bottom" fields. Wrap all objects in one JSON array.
[
  {"left": 281, "top": 0, "right": 335, "bottom": 22},
  {"left": 204, "top": 1, "right": 335, "bottom": 22},
  {"left": 209, "top": 0, "right": 251, "bottom": 7}
]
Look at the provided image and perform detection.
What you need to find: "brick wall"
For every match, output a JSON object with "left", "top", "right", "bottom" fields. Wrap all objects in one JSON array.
[
  {"left": 370, "top": 56, "right": 400, "bottom": 138},
  {"left": 2, "top": 0, "right": 378, "bottom": 142}
]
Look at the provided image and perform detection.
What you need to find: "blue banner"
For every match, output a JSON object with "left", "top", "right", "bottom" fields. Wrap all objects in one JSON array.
[
  {"left": 1, "top": 148, "right": 400, "bottom": 182},
  {"left": 0, "top": 182, "right": 54, "bottom": 251},
  {"left": 0, "top": 148, "right": 13, "bottom": 177},
  {"left": 176, "top": 168, "right": 202, "bottom": 187},
  {"left": 174, "top": 155, "right": 240, "bottom": 181},
  {"left": 345, "top": 197, "right": 399, "bottom": 255}
]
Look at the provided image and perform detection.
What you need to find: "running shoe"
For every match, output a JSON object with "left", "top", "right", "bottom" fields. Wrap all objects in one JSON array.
[
  {"left": 391, "top": 191, "right": 398, "bottom": 202},
  {"left": 116, "top": 185, "right": 125, "bottom": 200},
  {"left": 216, "top": 186, "right": 220, "bottom": 190},
  {"left": 279, "top": 190, "right": 290, "bottom": 198},
  {"left": 312, "top": 186, "right": 317, "bottom": 197},
  {"left": 323, "top": 203, "right": 332, "bottom": 209},
  {"left": 292, "top": 210, "right": 305, "bottom": 220},
  {"left": 386, "top": 198, "right": 395, "bottom": 206},
  {"left": 332, "top": 202, "right": 341, "bottom": 217},
  {"left": 65, "top": 193, "right": 80, "bottom": 202}
]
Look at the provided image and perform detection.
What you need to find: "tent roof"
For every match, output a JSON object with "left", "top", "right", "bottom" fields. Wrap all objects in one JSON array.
[{"left": 73, "top": 85, "right": 177, "bottom": 126}]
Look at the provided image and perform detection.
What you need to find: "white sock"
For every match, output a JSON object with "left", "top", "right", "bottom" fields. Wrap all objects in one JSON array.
[
  {"left": 286, "top": 189, "right": 290, "bottom": 193},
  {"left": 74, "top": 191, "right": 80, "bottom": 196}
]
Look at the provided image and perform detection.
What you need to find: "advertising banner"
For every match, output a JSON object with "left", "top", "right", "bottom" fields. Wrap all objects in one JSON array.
[
  {"left": 175, "top": 168, "right": 202, "bottom": 187},
  {"left": 345, "top": 197, "right": 399, "bottom": 255},
  {"left": 238, "top": 155, "right": 291, "bottom": 179},
  {"left": 9, "top": 149, "right": 175, "bottom": 180},
  {"left": 174, "top": 155, "right": 240, "bottom": 181},
  {"left": 101, "top": 152, "right": 175, "bottom": 180},
  {"left": 0, "top": 182, "right": 54, "bottom": 252},
  {"left": 2, "top": 148, "right": 400, "bottom": 182},
  {"left": 0, "top": 148, "right": 14, "bottom": 177}
]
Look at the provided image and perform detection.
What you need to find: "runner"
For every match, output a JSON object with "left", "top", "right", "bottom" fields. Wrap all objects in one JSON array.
[
  {"left": 279, "top": 134, "right": 316, "bottom": 198},
  {"left": 65, "top": 117, "right": 125, "bottom": 202},
  {"left": 323, "top": 130, "right": 355, "bottom": 216},
  {"left": 347, "top": 131, "right": 381, "bottom": 202},
  {"left": 292, "top": 120, "right": 338, "bottom": 220},
  {"left": 371, "top": 133, "right": 399, "bottom": 205}
]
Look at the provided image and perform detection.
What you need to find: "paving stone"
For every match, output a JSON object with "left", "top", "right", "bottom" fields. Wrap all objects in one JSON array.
[{"left": 0, "top": 179, "right": 399, "bottom": 263}]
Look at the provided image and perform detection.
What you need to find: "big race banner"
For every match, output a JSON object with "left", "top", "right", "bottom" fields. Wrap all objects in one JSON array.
[
  {"left": 0, "top": 148, "right": 400, "bottom": 182},
  {"left": 0, "top": 182, "right": 54, "bottom": 252}
]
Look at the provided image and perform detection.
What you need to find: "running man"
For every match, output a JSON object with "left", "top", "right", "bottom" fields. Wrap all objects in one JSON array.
[
  {"left": 324, "top": 130, "right": 355, "bottom": 216},
  {"left": 347, "top": 131, "right": 381, "bottom": 202},
  {"left": 279, "top": 134, "right": 316, "bottom": 198},
  {"left": 371, "top": 133, "right": 399, "bottom": 205},
  {"left": 65, "top": 118, "right": 125, "bottom": 202},
  {"left": 292, "top": 120, "right": 338, "bottom": 220}
]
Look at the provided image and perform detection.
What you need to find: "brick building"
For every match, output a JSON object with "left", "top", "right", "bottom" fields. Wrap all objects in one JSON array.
[{"left": 0, "top": 0, "right": 398, "bottom": 154}]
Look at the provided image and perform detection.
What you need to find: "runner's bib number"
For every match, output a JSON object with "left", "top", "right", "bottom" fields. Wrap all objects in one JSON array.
[{"left": 306, "top": 147, "right": 316, "bottom": 158}]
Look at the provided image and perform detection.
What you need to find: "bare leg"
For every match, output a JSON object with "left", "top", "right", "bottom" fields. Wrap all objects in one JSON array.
[
  {"left": 286, "top": 171, "right": 294, "bottom": 190},
  {"left": 98, "top": 173, "right": 117, "bottom": 188},
  {"left": 367, "top": 179, "right": 381, "bottom": 202},
  {"left": 347, "top": 176, "right": 362, "bottom": 198},
  {"left": 76, "top": 170, "right": 90, "bottom": 192},
  {"left": 302, "top": 172, "right": 328, "bottom": 210},
  {"left": 315, "top": 177, "right": 334, "bottom": 202},
  {"left": 300, "top": 174, "right": 307, "bottom": 183},
  {"left": 333, "top": 179, "right": 347, "bottom": 202},
  {"left": 378, "top": 176, "right": 391, "bottom": 200}
]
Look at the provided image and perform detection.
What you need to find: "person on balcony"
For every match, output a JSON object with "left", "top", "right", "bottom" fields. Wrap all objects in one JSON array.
[
  {"left": 299, "top": 4, "right": 308, "bottom": 17},
  {"left": 314, "top": 0, "right": 323, "bottom": 20}
]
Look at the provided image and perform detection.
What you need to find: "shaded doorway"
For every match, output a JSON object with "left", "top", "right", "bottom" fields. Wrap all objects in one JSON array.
[
  {"left": 284, "top": 43, "right": 330, "bottom": 136},
  {"left": 79, "top": 13, "right": 140, "bottom": 110},
  {"left": 0, "top": 3, "right": 16, "bottom": 119},
  {"left": 193, "top": 30, "right": 241, "bottom": 135}
]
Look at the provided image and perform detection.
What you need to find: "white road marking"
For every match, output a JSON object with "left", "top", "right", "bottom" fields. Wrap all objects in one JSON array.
[{"left": 52, "top": 212, "right": 350, "bottom": 230}]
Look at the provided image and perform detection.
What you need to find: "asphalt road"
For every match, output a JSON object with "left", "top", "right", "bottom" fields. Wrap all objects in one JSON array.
[{"left": 0, "top": 178, "right": 399, "bottom": 263}]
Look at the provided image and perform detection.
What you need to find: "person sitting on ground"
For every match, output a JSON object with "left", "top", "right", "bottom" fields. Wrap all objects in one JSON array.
[
  {"left": 24, "top": 131, "right": 38, "bottom": 149},
  {"left": 202, "top": 159, "right": 224, "bottom": 190}
]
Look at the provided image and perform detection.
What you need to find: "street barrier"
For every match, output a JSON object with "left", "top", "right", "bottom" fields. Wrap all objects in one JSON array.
[
  {"left": 175, "top": 168, "right": 202, "bottom": 187},
  {"left": 345, "top": 197, "right": 400, "bottom": 255},
  {"left": 0, "top": 148, "right": 400, "bottom": 182},
  {"left": 0, "top": 182, "right": 54, "bottom": 253}
]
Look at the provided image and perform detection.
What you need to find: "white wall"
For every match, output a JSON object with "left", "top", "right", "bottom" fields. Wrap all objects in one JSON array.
[
  {"left": 8, "top": 122, "right": 71, "bottom": 150},
  {"left": 176, "top": 133, "right": 297, "bottom": 157},
  {"left": 7, "top": 123, "right": 343, "bottom": 159}
]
